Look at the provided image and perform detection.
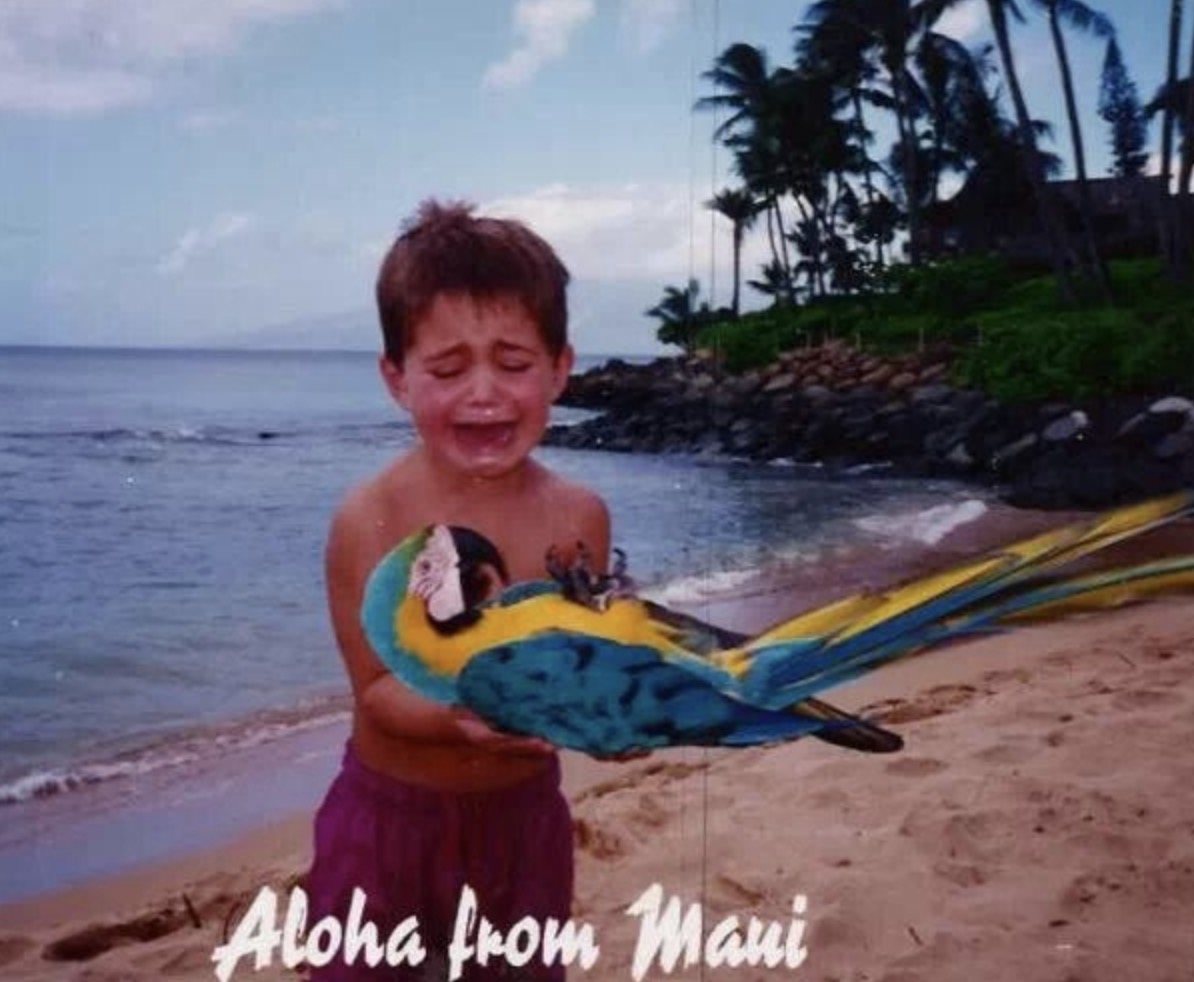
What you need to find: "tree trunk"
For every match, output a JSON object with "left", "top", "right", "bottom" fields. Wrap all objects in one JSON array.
[
  {"left": 764, "top": 201, "right": 781, "bottom": 275},
  {"left": 1161, "top": 0, "right": 1183, "bottom": 275},
  {"left": 1175, "top": 11, "right": 1194, "bottom": 281},
  {"left": 1182, "top": 19, "right": 1194, "bottom": 195},
  {"left": 773, "top": 199, "right": 797, "bottom": 304},
  {"left": 987, "top": 0, "right": 1078, "bottom": 302},
  {"left": 892, "top": 61, "right": 923, "bottom": 265},
  {"left": 852, "top": 90, "right": 886, "bottom": 267},
  {"left": 731, "top": 225, "right": 743, "bottom": 316},
  {"left": 1049, "top": 4, "right": 1111, "bottom": 299}
]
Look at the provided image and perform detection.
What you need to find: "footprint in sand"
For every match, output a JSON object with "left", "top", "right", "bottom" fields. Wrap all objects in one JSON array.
[
  {"left": 972, "top": 739, "right": 1039, "bottom": 765},
  {"left": 573, "top": 817, "right": 626, "bottom": 860},
  {"left": 863, "top": 684, "right": 979, "bottom": 725},
  {"left": 43, "top": 908, "right": 192, "bottom": 963},
  {"left": 1110, "top": 688, "right": 1185, "bottom": 711},
  {"left": 885, "top": 756, "right": 949, "bottom": 778}
]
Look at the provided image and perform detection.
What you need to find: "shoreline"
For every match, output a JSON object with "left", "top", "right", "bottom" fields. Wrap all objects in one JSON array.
[
  {"left": 3, "top": 501, "right": 1193, "bottom": 979},
  {"left": 3, "top": 595, "right": 1191, "bottom": 979}
]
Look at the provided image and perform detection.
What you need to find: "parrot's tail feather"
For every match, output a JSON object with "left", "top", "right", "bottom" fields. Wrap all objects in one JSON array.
[
  {"left": 946, "top": 554, "right": 1194, "bottom": 630},
  {"left": 794, "top": 697, "right": 904, "bottom": 753},
  {"left": 783, "top": 555, "right": 1194, "bottom": 701},
  {"left": 731, "top": 491, "right": 1194, "bottom": 707}
]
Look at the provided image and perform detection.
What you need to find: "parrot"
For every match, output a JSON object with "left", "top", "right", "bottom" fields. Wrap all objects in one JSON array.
[{"left": 360, "top": 490, "right": 1194, "bottom": 755}]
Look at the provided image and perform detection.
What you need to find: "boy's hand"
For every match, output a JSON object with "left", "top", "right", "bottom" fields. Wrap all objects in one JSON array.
[{"left": 451, "top": 709, "right": 556, "bottom": 757}]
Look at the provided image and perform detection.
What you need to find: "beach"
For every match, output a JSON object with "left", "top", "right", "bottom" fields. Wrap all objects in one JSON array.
[{"left": 3, "top": 510, "right": 1193, "bottom": 982}]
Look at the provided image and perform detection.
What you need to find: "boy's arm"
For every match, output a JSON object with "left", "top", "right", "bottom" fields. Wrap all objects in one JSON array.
[{"left": 325, "top": 495, "right": 550, "bottom": 755}]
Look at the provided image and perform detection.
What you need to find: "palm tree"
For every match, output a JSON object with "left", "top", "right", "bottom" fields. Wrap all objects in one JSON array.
[
  {"left": 801, "top": 0, "right": 931, "bottom": 263},
  {"left": 907, "top": 32, "right": 1008, "bottom": 232},
  {"left": 924, "top": 0, "right": 1081, "bottom": 300},
  {"left": 1029, "top": 0, "right": 1115, "bottom": 296},
  {"left": 1148, "top": 74, "right": 1194, "bottom": 279},
  {"left": 645, "top": 280, "right": 707, "bottom": 351},
  {"left": 748, "top": 260, "right": 800, "bottom": 307},
  {"left": 1162, "top": 1, "right": 1184, "bottom": 197},
  {"left": 707, "top": 188, "right": 761, "bottom": 317},
  {"left": 695, "top": 43, "right": 776, "bottom": 141},
  {"left": 697, "top": 45, "right": 796, "bottom": 294},
  {"left": 794, "top": 13, "right": 888, "bottom": 265},
  {"left": 1155, "top": 0, "right": 1186, "bottom": 278}
]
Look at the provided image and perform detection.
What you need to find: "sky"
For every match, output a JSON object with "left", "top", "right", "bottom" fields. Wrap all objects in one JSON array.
[{"left": 0, "top": 0, "right": 1177, "bottom": 355}]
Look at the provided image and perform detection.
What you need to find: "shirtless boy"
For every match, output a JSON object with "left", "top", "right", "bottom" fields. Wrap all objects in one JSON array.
[{"left": 306, "top": 200, "right": 610, "bottom": 980}]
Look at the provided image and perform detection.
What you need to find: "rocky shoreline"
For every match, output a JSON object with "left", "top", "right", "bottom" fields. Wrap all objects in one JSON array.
[{"left": 548, "top": 343, "right": 1194, "bottom": 509}]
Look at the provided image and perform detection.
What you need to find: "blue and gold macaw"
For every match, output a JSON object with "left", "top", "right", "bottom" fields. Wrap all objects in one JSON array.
[{"left": 361, "top": 491, "right": 1194, "bottom": 755}]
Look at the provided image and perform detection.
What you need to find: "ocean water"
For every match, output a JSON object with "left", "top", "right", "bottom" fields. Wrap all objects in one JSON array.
[{"left": 0, "top": 346, "right": 990, "bottom": 812}]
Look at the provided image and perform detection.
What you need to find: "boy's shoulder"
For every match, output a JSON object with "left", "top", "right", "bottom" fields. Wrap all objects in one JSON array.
[
  {"left": 531, "top": 461, "right": 609, "bottom": 522},
  {"left": 326, "top": 454, "right": 422, "bottom": 560}
]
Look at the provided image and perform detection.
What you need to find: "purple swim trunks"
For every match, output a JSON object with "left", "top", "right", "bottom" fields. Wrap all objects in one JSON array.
[{"left": 305, "top": 743, "right": 573, "bottom": 981}]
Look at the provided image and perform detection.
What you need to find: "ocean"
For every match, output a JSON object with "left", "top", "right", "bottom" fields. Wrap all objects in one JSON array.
[{"left": 0, "top": 345, "right": 992, "bottom": 900}]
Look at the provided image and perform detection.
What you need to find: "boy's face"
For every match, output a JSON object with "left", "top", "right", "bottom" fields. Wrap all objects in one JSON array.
[{"left": 381, "top": 292, "right": 573, "bottom": 481}]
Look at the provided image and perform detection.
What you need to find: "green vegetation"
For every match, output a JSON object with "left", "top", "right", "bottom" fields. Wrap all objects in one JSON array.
[
  {"left": 692, "top": 257, "right": 1194, "bottom": 401},
  {"left": 644, "top": 2, "right": 1194, "bottom": 402}
]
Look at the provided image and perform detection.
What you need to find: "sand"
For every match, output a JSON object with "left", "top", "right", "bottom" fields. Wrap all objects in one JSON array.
[{"left": 3, "top": 514, "right": 1194, "bottom": 981}]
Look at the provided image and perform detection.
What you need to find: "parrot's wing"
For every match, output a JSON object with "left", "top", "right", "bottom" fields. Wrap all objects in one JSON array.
[
  {"left": 455, "top": 632, "right": 866, "bottom": 755},
  {"left": 643, "top": 599, "right": 902, "bottom": 753},
  {"left": 736, "top": 490, "right": 1194, "bottom": 706},
  {"left": 643, "top": 598, "right": 749, "bottom": 653}
]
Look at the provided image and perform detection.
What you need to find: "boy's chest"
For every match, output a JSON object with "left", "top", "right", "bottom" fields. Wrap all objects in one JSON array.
[{"left": 380, "top": 501, "right": 572, "bottom": 585}]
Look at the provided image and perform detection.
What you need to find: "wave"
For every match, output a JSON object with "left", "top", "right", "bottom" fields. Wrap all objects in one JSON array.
[
  {"left": 0, "top": 696, "right": 350, "bottom": 806},
  {"left": 0, "top": 420, "right": 409, "bottom": 449},
  {"left": 853, "top": 498, "right": 990, "bottom": 547}
]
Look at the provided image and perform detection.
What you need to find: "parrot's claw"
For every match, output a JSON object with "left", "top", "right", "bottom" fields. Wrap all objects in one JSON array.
[{"left": 545, "top": 544, "right": 637, "bottom": 610}]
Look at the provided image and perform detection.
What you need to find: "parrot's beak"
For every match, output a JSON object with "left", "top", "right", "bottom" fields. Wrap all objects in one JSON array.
[{"left": 414, "top": 525, "right": 510, "bottom": 635}]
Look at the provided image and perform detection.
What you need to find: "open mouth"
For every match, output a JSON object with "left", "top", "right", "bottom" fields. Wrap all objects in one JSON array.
[{"left": 453, "top": 421, "right": 517, "bottom": 454}]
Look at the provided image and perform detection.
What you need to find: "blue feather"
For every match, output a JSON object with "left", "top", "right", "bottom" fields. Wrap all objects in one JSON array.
[{"left": 457, "top": 634, "right": 830, "bottom": 753}]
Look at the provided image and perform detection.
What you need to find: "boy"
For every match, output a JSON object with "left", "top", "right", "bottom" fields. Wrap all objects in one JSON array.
[{"left": 306, "top": 200, "right": 610, "bottom": 980}]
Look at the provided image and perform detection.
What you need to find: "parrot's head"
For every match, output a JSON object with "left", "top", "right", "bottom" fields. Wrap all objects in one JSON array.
[{"left": 407, "top": 524, "right": 510, "bottom": 633}]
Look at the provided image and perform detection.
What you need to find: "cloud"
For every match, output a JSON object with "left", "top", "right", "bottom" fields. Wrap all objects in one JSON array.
[
  {"left": 619, "top": 0, "right": 685, "bottom": 55},
  {"left": 482, "top": 0, "right": 595, "bottom": 91},
  {"left": 0, "top": 0, "right": 343, "bottom": 116},
  {"left": 156, "top": 212, "right": 254, "bottom": 275},
  {"left": 481, "top": 183, "right": 770, "bottom": 305}
]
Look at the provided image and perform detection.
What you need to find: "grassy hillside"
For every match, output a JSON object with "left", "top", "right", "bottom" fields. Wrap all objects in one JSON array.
[{"left": 693, "top": 258, "right": 1194, "bottom": 402}]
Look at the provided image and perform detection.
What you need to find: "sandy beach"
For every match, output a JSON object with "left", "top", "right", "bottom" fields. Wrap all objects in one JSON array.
[{"left": 3, "top": 512, "right": 1193, "bottom": 981}]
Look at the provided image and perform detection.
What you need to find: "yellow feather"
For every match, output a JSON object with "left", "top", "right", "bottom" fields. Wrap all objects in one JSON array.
[{"left": 395, "top": 591, "right": 685, "bottom": 677}]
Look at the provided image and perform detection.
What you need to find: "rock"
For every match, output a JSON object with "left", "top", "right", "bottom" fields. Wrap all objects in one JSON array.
[
  {"left": 861, "top": 364, "right": 896, "bottom": 387},
  {"left": 800, "top": 384, "right": 835, "bottom": 405},
  {"left": 1154, "top": 429, "right": 1194, "bottom": 460},
  {"left": 991, "top": 433, "right": 1039, "bottom": 470},
  {"left": 946, "top": 442, "right": 974, "bottom": 468},
  {"left": 763, "top": 372, "right": 797, "bottom": 393},
  {"left": 910, "top": 383, "right": 953, "bottom": 406},
  {"left": 1042, "top": 410, "right": 1089, "bottom": 443},
  {"left": 1149, "top": 396, "right": 1194, "bottom": 415},
  {"left": 546, "top": 348, "right": 1191, "bottom": 510}
]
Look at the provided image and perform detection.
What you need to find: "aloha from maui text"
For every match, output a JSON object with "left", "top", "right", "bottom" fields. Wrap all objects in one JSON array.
[{"left": 211, "top": 881, "right": 810, "bottom": 979}]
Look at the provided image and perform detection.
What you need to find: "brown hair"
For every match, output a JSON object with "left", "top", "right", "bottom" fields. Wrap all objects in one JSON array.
[{"left": 375, "top": 199, "right": 570, "bottom": 362}]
